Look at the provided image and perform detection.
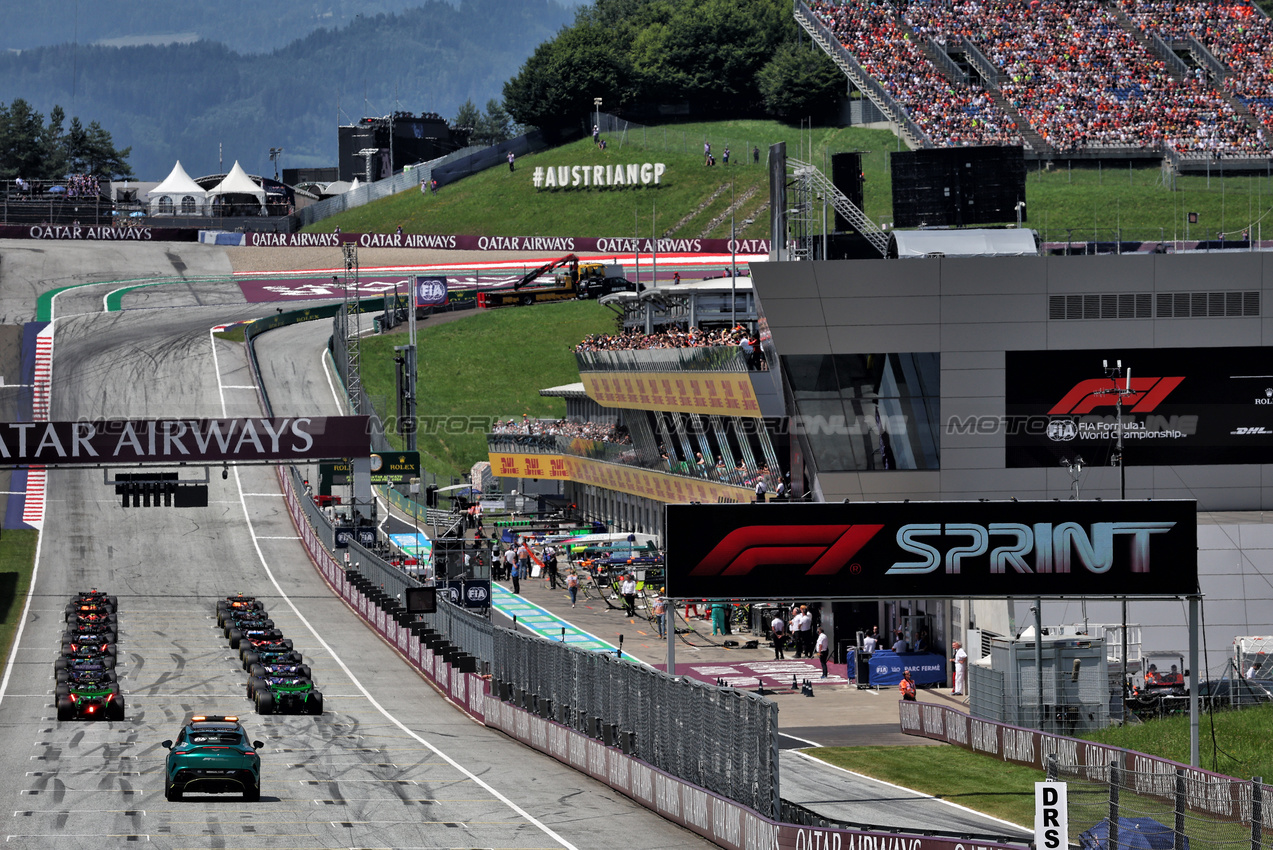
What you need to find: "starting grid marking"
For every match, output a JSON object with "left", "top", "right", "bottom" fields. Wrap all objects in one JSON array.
[
  {"left": 490, "top": 585, "right": 638, "bottom": 661},
  {"left": 677, "top": 660, "right": 849, "bottom": 688}
]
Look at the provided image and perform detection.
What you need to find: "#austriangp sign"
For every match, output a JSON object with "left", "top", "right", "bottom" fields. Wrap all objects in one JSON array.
[
  {"left": 1004, "top": 347, "right": 1273, "bottom": 467},
  {"left": 665, "top": 500, "right": 1197, "bottom": 599},
  {"left": 0, "top": 417, "right": 370, "bottom": 465}
]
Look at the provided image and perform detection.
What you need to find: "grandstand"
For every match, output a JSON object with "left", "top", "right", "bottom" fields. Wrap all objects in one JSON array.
[{"left": 797, "top": 0, "right": 1273, "bottom": 170}]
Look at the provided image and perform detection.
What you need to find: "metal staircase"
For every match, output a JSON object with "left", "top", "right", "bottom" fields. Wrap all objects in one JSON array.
[
  {"left": 793, "top": 1, "right": 929, "bottom": 150},
  {"left": 788, "top": 157, "right": 889, "bottom": 257}
]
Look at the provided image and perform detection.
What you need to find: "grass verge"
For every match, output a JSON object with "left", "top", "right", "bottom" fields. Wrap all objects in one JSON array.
[
  {"left": 805, "top": 744, "right": 1040, "bottom": 827},
  {"left": 0, "top": 530, "right": 39, "bottom": 673},
  {"left": 359, "top": 300, "right": 618, "bottom": 481}
]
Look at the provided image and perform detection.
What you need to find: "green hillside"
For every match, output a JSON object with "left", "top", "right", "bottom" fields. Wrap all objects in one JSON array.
[
  {"left": 316, "top": 118, "right": 1273, "bottom": 245},
  {"left": 360, "top": 300, "right": 616, "bottom": 481}
]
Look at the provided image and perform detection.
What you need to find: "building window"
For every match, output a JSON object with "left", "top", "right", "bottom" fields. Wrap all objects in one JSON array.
[{"left": 782, "top": 353, "right": 941, "bottom": 470}]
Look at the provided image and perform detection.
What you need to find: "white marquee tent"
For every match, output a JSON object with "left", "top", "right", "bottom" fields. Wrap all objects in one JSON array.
[
  {"left": 146, "top": 160, "right": 207, "bottom": 216},
  {"left": 207, "top": 160, "right": 266, "bottom": 213}
]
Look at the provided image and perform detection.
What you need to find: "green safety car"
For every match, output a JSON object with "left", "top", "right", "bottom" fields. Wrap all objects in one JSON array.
[
  {"left": 161, "top": 715, "right": 263, "bottom": 802},
  {"left": 247, "top": 674, "right": 323, "bottom": 715}
]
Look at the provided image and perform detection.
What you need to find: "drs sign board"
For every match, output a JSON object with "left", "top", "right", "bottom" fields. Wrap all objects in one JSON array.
[
  {"left": 664, "top": 500, "right": 1197, "bottom": 600},
  {"left": 1035, "top": 782, "right": 1068, "bottom": 850}
]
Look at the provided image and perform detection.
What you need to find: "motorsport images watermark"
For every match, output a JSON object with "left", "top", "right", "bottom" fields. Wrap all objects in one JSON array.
[{"left": 945, "top": 414, "right": 1198, "bottom": 438}]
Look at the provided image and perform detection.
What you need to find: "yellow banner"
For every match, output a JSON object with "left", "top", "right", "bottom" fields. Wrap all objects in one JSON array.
[
  {"left": 580, "top": 371, "right": 761, "bottom": 417},
  {"left": 487, "top": 452, "right": 753, "bottom": 504}
]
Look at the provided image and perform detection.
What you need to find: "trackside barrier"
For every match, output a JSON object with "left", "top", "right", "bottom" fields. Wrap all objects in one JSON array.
[
  {"left": 242, "top": 309, "right": 1034, "bottom": 849},
  {"left": 899, "top": 701, "right": 1273, "bottom": 824}
]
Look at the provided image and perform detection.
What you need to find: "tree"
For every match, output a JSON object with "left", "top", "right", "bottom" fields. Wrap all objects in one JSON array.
[
  {"left": 452, "top": 99, "right": 481, "bottom": 133},
  {"left": 0, "top": 99, "right": 46, "bottom": 180},
  {"left": 474, "top": 98, "right": 513, "bottom": 146},
  {"left": 757, "top": 42, "right": 846, "bottom": 123},
  {"left": 0, "top": 100, "right": 132, "bottom": 180}
]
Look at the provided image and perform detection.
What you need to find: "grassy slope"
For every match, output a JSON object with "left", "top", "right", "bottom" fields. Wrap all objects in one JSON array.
[
  {"left": 315, "top": 118, "right": 1273, "bottom": 244},
  {"left": 809, "top": 704, "right": 1273, "bottom": 831},
  {"left": 0, "top": 530, "right": 38, "bottom": 674},
  {"left": 360, "top": 300, "right": 617, "bottom": 480}
]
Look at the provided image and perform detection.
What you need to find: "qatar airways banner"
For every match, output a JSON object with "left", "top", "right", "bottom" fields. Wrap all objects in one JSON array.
[
  {"left": 0, "top": 224, "right": 198, "bottom": 242},
  {"left": 0, "top": 416, "right": 369, "bottom": 465},
  {"left": 243, "top": 231, "right": 770, "bottom": 254},
  {"left": 665, "top": 500, "right": 1198, "bottom": 599}
]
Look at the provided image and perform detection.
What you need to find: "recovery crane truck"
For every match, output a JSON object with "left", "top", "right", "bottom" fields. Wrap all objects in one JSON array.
[{"left": 477, "top": 253, "right": 637, "bottom": 308}]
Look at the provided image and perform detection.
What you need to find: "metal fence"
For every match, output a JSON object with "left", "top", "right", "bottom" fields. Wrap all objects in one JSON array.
[
  {"left": 494, "top": 628, "right": 780, "bottom": 818},
  {"left": 312, "top": 303, "right": 784, "bottom": 818},
  {"left": 1051, "top": 756, "right": 1270, "bottom": 850}
]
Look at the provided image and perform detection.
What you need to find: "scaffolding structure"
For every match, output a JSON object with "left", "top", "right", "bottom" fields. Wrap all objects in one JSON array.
[{"left": 337, "top": 242, "right": 364, "bottom": 413}]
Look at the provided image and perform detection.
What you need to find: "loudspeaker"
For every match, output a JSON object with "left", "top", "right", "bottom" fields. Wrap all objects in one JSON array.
[{"left": 831, "top": 152, "right": 865, "bottom": 233}]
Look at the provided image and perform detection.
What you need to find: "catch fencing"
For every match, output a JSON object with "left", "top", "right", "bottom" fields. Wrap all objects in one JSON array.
[
  {"left": 494, "top": 628, "right": 779, "bottom": 818},
  {"left": 902, "top": 701, "right": 1273, "bottom": 850},
  {"left": 1051, "top": 756, "right": 1269, "bottom": 850},
  {"left": 262, "top": 301, "right": 784, "bottom": 818}
]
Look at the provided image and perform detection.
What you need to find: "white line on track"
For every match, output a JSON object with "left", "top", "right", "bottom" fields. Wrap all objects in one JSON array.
[
  {"left": 0, "top": 481, "right": 47, "bottom": 710},
  {"left": 210, "top": 327, "right": 578, "bottom": 850},
  {"left": 785, "top": 749, "right": 1031, "bottom": 833}
]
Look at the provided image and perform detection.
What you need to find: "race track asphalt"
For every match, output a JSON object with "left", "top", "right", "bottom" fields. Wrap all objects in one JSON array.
[{"left": 0, "top": 264, "right": 713, "bottom": 848}]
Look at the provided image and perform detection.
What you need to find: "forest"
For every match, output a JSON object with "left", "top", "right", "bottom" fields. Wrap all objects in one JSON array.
[{"left": 0, "top": 0, "right": 575, "bottom": 179}]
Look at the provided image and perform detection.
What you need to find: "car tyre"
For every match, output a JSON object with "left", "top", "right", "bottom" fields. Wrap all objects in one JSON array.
[
  {"left": 165, "top": 780, "right": 182, "bottom": 802},
  {"left": 108, "top": 696, "right": 125, "bottom": 721},
  {"left": 256, "top": 691, "right": 274, "bottom": 715},
  {"left": 56, "top": 697, "right": 74, "bottom": 721},
  {"left": 309, "top": 691, "right": 324, "bottom": 716},
  {"left": 243, "top": 781, "right": 260, "bottom": 802},
  {"left": 247, "top": 677, "right": 266, "bottom": 700},
  {"left": 55, "top": 683, "right": 69, "bottom": 700},
  {"left": 242, "top": 651, "right": 259, "bottom": 669},
  {"left": 228, "top": 629, "right": 243, "bottom": 649}
]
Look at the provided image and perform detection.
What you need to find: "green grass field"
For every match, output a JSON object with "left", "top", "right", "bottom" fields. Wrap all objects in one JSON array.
[
  {"left": 360, "top": 300, "right": 616, "bottom": 480},
  {"left": 313, "top": 118, "right": 1273, "bottom": 244},
  {"left": 807, "top": 703, "right": 1273, "bottom": 833},
  {"left": 0, "top": 530, "right": 39, "bottom": 673}
]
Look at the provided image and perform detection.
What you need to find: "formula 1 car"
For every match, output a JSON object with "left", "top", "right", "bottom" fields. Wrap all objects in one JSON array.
[
  {"left": 66, "top": 598, "right": 116, "bottom": 621},
  {"left": 247, "top": 661, "right": 312, "bottom": 682},
  {"left": 249, "top": 675, "right": 323, "bottom": 715},
  {"left": 55, "top": 668, "right": 118, "bottom": 700},
  {"left": 55, "top": 655, "right": 116, "bottom": 682},
  {"left": 241, "top": 642, "right": 301, "bottom": 670},
  {"left": 162, "top": 715, "right": 263, "bottom": 802},
  {"left": 56, "top": 678, "right": 124, "bottom": 721},
  {"left": 68, "top": 610, "right": 118, "bottom": 629},
  {"left": 61, "top": 627, "right": 117, "bottom": 653},
  {"left": 234, "top": 628, "right": 288, "bottom": 653},
  {"left": 224, "top": 615, "right": 276, "bottom": 646},
  {"left": 57, "top": 635, "right": 117, "bottom": 662},
  {"left": 64, "top": 623, "right": 118, "bottom": 647},
  {"left": 215, "top": 595, "right": 265, "bottom": 626}
]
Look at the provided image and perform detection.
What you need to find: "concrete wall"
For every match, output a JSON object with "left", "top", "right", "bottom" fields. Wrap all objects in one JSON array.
[{"left": 753, "top": 252, "right": 1273, "bottom": 508}]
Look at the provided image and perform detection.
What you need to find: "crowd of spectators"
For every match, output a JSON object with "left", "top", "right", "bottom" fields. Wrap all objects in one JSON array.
[
  {"left": 66, "top": 173, "right": 101, "bottom": 197},
  {"left": 573, "top": 325, "right": 768, "bottom": 369},
  {"left": 807, "top": 0, "right": 1266, "bottom": 157},
  {"left": 810, "top": 0, "right": 1025, "bottom": 148},
  {"left": 491, "top": 415, "right": 631, "bottom": 444},
  {"left": 1120, "top": 0, "right": 1273, "bottom": 145}
]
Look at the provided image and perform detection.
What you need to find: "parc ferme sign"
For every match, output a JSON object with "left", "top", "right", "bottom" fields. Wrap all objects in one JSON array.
[
  {"left": 533, "top": 163, "right": 667, "bottom": 189},
  {"left": 664, "top": 499, "right": 1199, "bottom": 600}
]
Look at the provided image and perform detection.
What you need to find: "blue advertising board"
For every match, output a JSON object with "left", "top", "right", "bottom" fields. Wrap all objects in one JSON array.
[{"left": 867, "top": 650, "right": 947, "bottom": 687}]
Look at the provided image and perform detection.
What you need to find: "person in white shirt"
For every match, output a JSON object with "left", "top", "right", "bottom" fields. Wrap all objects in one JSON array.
[
  {"left": 863, "top": 632, "right": 878, "bottom": 654},
  {"left": 620, "top": 575, "right": 637, "bottom": 616},
  {"left": 815, "top": 627, "right": 830, "bottom": 678},
  {"left": 953, "top": 640, "right": 968, "bottom": 695},
  {"left": 771, "top": 615, "right": 786, "bottom": 659}
]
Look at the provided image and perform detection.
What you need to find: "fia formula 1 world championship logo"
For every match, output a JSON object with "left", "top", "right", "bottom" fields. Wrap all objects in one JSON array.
[{"left": 688, "top": 524, "right": 884, "bottom": 577}]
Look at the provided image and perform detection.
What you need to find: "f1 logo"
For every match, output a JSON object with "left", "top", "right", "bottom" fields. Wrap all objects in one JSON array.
[
  {"left": 689, "top": 524, "right": 884, "bottom": 577},
  {"left": 1049, "top": 377, "right": 1184, "bottom": 415}
]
